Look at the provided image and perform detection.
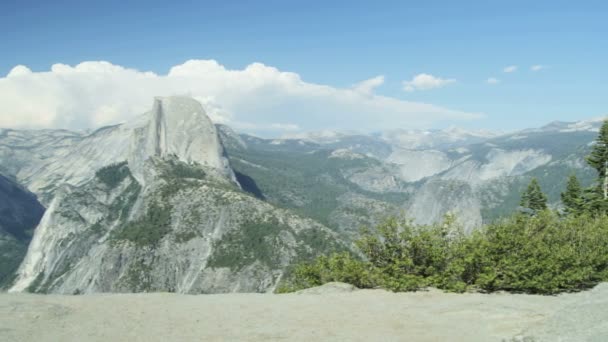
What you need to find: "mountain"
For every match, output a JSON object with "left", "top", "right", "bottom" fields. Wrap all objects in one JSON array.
[
  {"left": 1, "top": 97, "right": 234, "bottom": 203},
  {"left": 7, "top": 97, "right": 344, "bottom": 294},
  {"left": 219, "top": 125, "right": 408, "bottom": 241},
  {"left": 0, "top": 174, "right": 44, "bottom": 286},
  {"left": 379, "top": 127, "right": 500, "bottom": 150},
  {"left": 1, "top": 98, "right": 602, "bottom": 292},
  {"left": 219, "top": 119, "right": 600, "bottom": 232}
]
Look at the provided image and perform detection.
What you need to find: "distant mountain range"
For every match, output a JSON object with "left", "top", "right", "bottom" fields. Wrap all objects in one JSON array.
[{"left": 0, "top": 97, "right": 602, "bottom": 293}]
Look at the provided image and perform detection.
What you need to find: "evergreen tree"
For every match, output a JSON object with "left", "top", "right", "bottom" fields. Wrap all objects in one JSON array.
[
  {"left": 586, "top": 119, "right": 608, "bottom": 199},
  {"left": 520, "top": 178, "right": 548, "bottom": 212},
  {"left": 561, "top": 174, "right": 583, "bottom": 215},
  {"left": 581, "top": 187, "right": 608, "bottom": 215}
]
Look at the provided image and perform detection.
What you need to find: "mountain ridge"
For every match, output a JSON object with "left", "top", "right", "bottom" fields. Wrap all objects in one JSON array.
[
  {"left": 7, "top": 97, "right": 346, "bottom": 294},
  {"left": 1, "top": 97, "right": 603, "bottom": 292}
]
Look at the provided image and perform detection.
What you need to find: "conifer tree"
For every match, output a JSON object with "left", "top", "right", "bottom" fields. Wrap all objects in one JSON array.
[
  {"left": 520, "top": 178, "right": 548, "bottom": 212},
  {"left": 586, "top": 119, "right": 608, "bottom": 199},
  {"left": 561, "top": 174, "right": 583, "bottom": 215}
]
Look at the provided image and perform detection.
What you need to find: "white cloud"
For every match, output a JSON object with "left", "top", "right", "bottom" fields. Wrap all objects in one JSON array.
[
  {"left": 352, "top": 75, "right": 384, "bottom": 95},
  {"left": 486, "top": 78, "right": 500, "bottom": 84},
  {"left": 0, "top": 60, "right": 481, "bottom": 134},
  {"left": 503, "top": 65, "right": 518, "bottom": 73},
  {"left": 6, "top": 65, "right": 32, "bottom": 78},
  {"left": 402, "top": 73, "right": 456, "bottom": 92},
  {"left": 530, "top": 65, "right": 546, "bottom": 71}
]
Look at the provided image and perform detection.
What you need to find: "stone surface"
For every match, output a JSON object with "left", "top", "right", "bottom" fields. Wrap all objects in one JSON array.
[
  {"left": 294, "top": 282, "right": 358, "bottom": 294},
  {"left": 1, "top": 283, "right": 607, "bottom": 341}
]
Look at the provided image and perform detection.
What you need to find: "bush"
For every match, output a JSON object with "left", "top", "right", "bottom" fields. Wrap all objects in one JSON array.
[
  {"left": 356, "top": 215, "right": 471, "bottom": 292},
  {"left": 95, "top": 162, "right": 130, "bottom": 188},
  {"left": 475, "top": 212, "right": 608, "bottom": 293},
  {"left": 281, "top": 212, "right": 608, "bottom": 294},
  {"left": 277, "top": 252, "right": 380, "bottom": 293}
]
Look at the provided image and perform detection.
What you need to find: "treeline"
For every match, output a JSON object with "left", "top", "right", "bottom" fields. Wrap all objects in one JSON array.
[{"left": 279, "top": 120, "right": 608, "bottom": 294}]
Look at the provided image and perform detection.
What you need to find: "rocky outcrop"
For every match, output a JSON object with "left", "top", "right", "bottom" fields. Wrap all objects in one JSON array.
[
  {"left": 0, "top": 96, "right": 234, "bottom": 201},
  {"left": 0, "top": 174, "right": 44, "bottom": 286},
  {"left": 9, "top": 97, "right": 343, "bottom": 294},
  {"left": 127, "top": 97, "right": 234, "bottom": 185}
]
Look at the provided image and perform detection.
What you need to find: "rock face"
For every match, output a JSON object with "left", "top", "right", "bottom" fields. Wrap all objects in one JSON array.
[
  {"left": 9, "top": 97, "right": 343, "bottom": 294},
  {"left": 0, "top": 174, "right": 44, "bottom": 286},
  {"left": 0, "top": 96, "right": 234, "bottom": 201},
  {"left": 127, "top": 97, "right": 234, "bottom": 185}
]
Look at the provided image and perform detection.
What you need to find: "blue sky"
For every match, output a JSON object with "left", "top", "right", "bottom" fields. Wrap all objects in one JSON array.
[{"left": 1, "top": 0, "right": 607, "bottom": 134}]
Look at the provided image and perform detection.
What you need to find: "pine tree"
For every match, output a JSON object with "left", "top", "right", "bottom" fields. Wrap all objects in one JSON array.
[
  {"left": 561, "top": 174, "right": 583, "bottom": 215},
  {"left": 586, "top": 119, "right": 608, "bottom": 199},
  {"left": 520, "top": 178, "right": 548, "bottom": 212}
]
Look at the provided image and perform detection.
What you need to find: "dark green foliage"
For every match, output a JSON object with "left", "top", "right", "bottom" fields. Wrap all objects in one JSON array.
[
  {"left": 110, "top": 160, "right": 213, "bottom": 247},
  {"left": 577, "top": 119, "right": 608, "bottom": 215},
  {"left": 26, "top": 272, "right": 45, "bottom": 293},
  {"left": 520, "top": 178, "right": 547, "bottom": 212},
  {"left": 0, "top": 241, "right": 27, "bottom": 288},
  {"left": 123, "top": 260, "right": 153, "bottom": 291},
  {"left": 111, "top": 202, "right": 172, "bottom": 247},
  {"left": 207, "top": 218, "right": 287, "bottom": 270},
  {"left": 163, "top": 159, "right": 206, "bottom": 180},
  {"left": 95, "top": 162, "right": 130, "bottom": 188},
  {"left": 561, "top": 174, "right": 583, "bottom": 215},
  {"left": 580, "top": 188, "right": 608, "bottom": 215},
  {"left": 0, "top": 174, "right": 44, "bottom": 241},
  {"left": 586, "top": 119, "right": 608, "bottom": 181},
  {"left": 174, "top": 230, "right": 198, "bottom": 243},
  {"left": 476, "top": 212, "right": 608, "bottom": 293},
  {"left": 0, "top": 174, "right": 45, "bottom": 287},
  {"left": 276, "top": 252, "right": 380, "bottom": 293},
  {"left": 226, "top": 148, "right": 408, "bottom": 229},
  {"left": 283, "top": 213, "right": 608, "bottom": 294},
  {"left": 295, "top": 229, "right": 344, "bottom": 260},
  {"left": 355, "top": 215, "right": 472, "bottom": 292}
]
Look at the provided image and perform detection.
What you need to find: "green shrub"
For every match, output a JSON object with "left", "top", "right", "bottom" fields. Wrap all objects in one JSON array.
[
  {"left": 356, "top": 215, "right": 471, "bottom": 292},
  {"left": 166, "top": 160, "right": 206, "bottom": 180},
  {"left": 110, "top": 202, "right": 172, "bottom": 247},
  {"left": 95, "top": 162, "right": 130, "bottom": 188},
  {"left": 207, "top": 218, "right": 287, "bottom": 270},
  {"left": 282, "top": 212, "right": 608, "bottom": 294},
  {"left": 475, "top": 212, "right": 608, "bottom": 293},
  {"left": 277, "top": 252, "right": 380, "bottom": 293}
]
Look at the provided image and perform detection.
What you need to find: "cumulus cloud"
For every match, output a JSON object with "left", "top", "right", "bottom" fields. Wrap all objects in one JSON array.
[
  {"left": 352, "top": 75, "right": 385, "bottom": 95},
  {"left": 503, "top": 65, "right": 518, "bottom": 73},
  {"left": 0, "top": 60, "right": 481, "bottom": 134},
  {"left": 486, "top": 78, "right": 500, "bottom": 84},
  {"left": 6, "top": 65, "right": 32, "bottom": 78},
  {"left": 402, "top": 73, "right": 456, "bottom": 92},
  {"left": 530, "top": 65, "right": 546, "bottom": 71}
]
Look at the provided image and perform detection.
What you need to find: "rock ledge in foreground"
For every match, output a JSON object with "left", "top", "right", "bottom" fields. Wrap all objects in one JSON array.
[{"left": 294, "top": 282, "right": 358, "bottom": 295}]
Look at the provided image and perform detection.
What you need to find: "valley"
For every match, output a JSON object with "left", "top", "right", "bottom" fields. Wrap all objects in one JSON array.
[{"left": 0, "top": 96, "right": 602, "bottom": 294}]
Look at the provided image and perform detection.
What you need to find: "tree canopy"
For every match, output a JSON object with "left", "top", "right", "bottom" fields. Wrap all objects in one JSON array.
[{"left": 520, "top": 178, "right": 547, "bottom": 212}]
